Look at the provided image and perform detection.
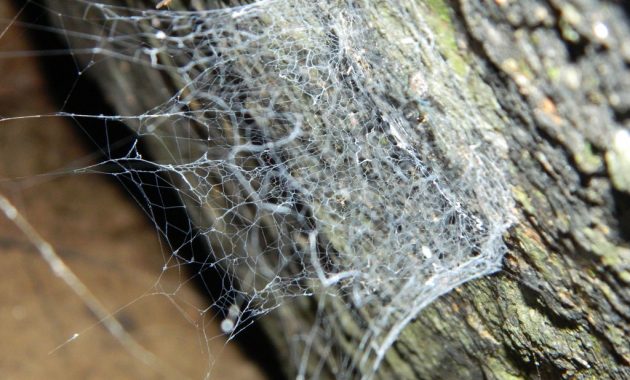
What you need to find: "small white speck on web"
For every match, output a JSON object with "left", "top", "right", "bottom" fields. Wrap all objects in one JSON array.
[
  {"left": 220, "top": 318, "right": 235, "bottom": 334},
  {"left": 227, "top": 304, "right": 240, "bottom": 319},
  {"left": 231, "top": 9, "right": 247, "bottom": 19},
  {"left": 421, "top": 245, "right": 432, "bottom": 259},
  {"left": 49, "top": 333, "right": 80, "bottom": 354},
  {"left": 593, "top": 21, "right": 609, "bottom": 41},
  {"left": 155, "top": 30, "right": 167, "bottom": 40}
]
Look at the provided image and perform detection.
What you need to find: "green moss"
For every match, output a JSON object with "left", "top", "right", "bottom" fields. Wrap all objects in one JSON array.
[
  {"left": 512, "top": 186, "right": 534, "bottom": 214},
  {"left": 485, "top": 360, "right": 522, "bottom": 380},
  {"left": 424, "top": 0, "right": 468, "bottom": 76},
  {"left": 606, "top": 130, "right": 630, "bottom": 193},
  {"left": 518, "top": 235, "right": 548, "bottom": 264},
  {"left": 547, "top": 66, "right": 560, "bottom": 81},
  {"left": 395, "top": 307, "right": 444, "bottom": 376},
  {"left": 574, "top": 141, "right": 603, "bottom": 174},
  {"left": 582, "top": 228, "right": 630, "bottom": 284}
]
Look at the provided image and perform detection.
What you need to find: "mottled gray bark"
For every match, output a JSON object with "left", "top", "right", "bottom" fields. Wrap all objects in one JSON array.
[{"left": 42, "top": 0, "right": 629, "bottom": 379}]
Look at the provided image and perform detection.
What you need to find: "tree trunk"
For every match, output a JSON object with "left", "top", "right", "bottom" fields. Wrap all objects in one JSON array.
[{"left": 40, "top": 0, "right": 629, "bottom": 379}]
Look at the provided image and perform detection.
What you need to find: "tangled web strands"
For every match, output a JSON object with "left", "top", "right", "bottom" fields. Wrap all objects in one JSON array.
[{"left": 58, "top": 0, "right": 514, "bottom": 377}]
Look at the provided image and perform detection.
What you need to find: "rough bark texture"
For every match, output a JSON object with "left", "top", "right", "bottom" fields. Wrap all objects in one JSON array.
[
  {"left": 383, "top": 2, "right": 630, "bottom": 379},
  {"left": 40, "top": 0, "right": 629, "bottom": 379}
]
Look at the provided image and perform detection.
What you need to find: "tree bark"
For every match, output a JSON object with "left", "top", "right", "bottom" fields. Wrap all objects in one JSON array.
[{"left": 40, "top": 0, "right": 629, "bottom": 379}]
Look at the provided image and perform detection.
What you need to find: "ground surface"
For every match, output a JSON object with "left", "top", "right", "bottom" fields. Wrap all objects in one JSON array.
[{"left": 0, "top": 2, "right": 266, "bottom": 379}]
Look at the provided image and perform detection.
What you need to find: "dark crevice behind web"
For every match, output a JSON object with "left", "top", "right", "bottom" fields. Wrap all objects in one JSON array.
[{"left": 13, "top": 1, "right": 287, "bottom": 378}]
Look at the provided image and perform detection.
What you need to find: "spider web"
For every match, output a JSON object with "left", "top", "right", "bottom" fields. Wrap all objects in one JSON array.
[{"left": 1, "top": 0, "right": 514, "bottom": 378}]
